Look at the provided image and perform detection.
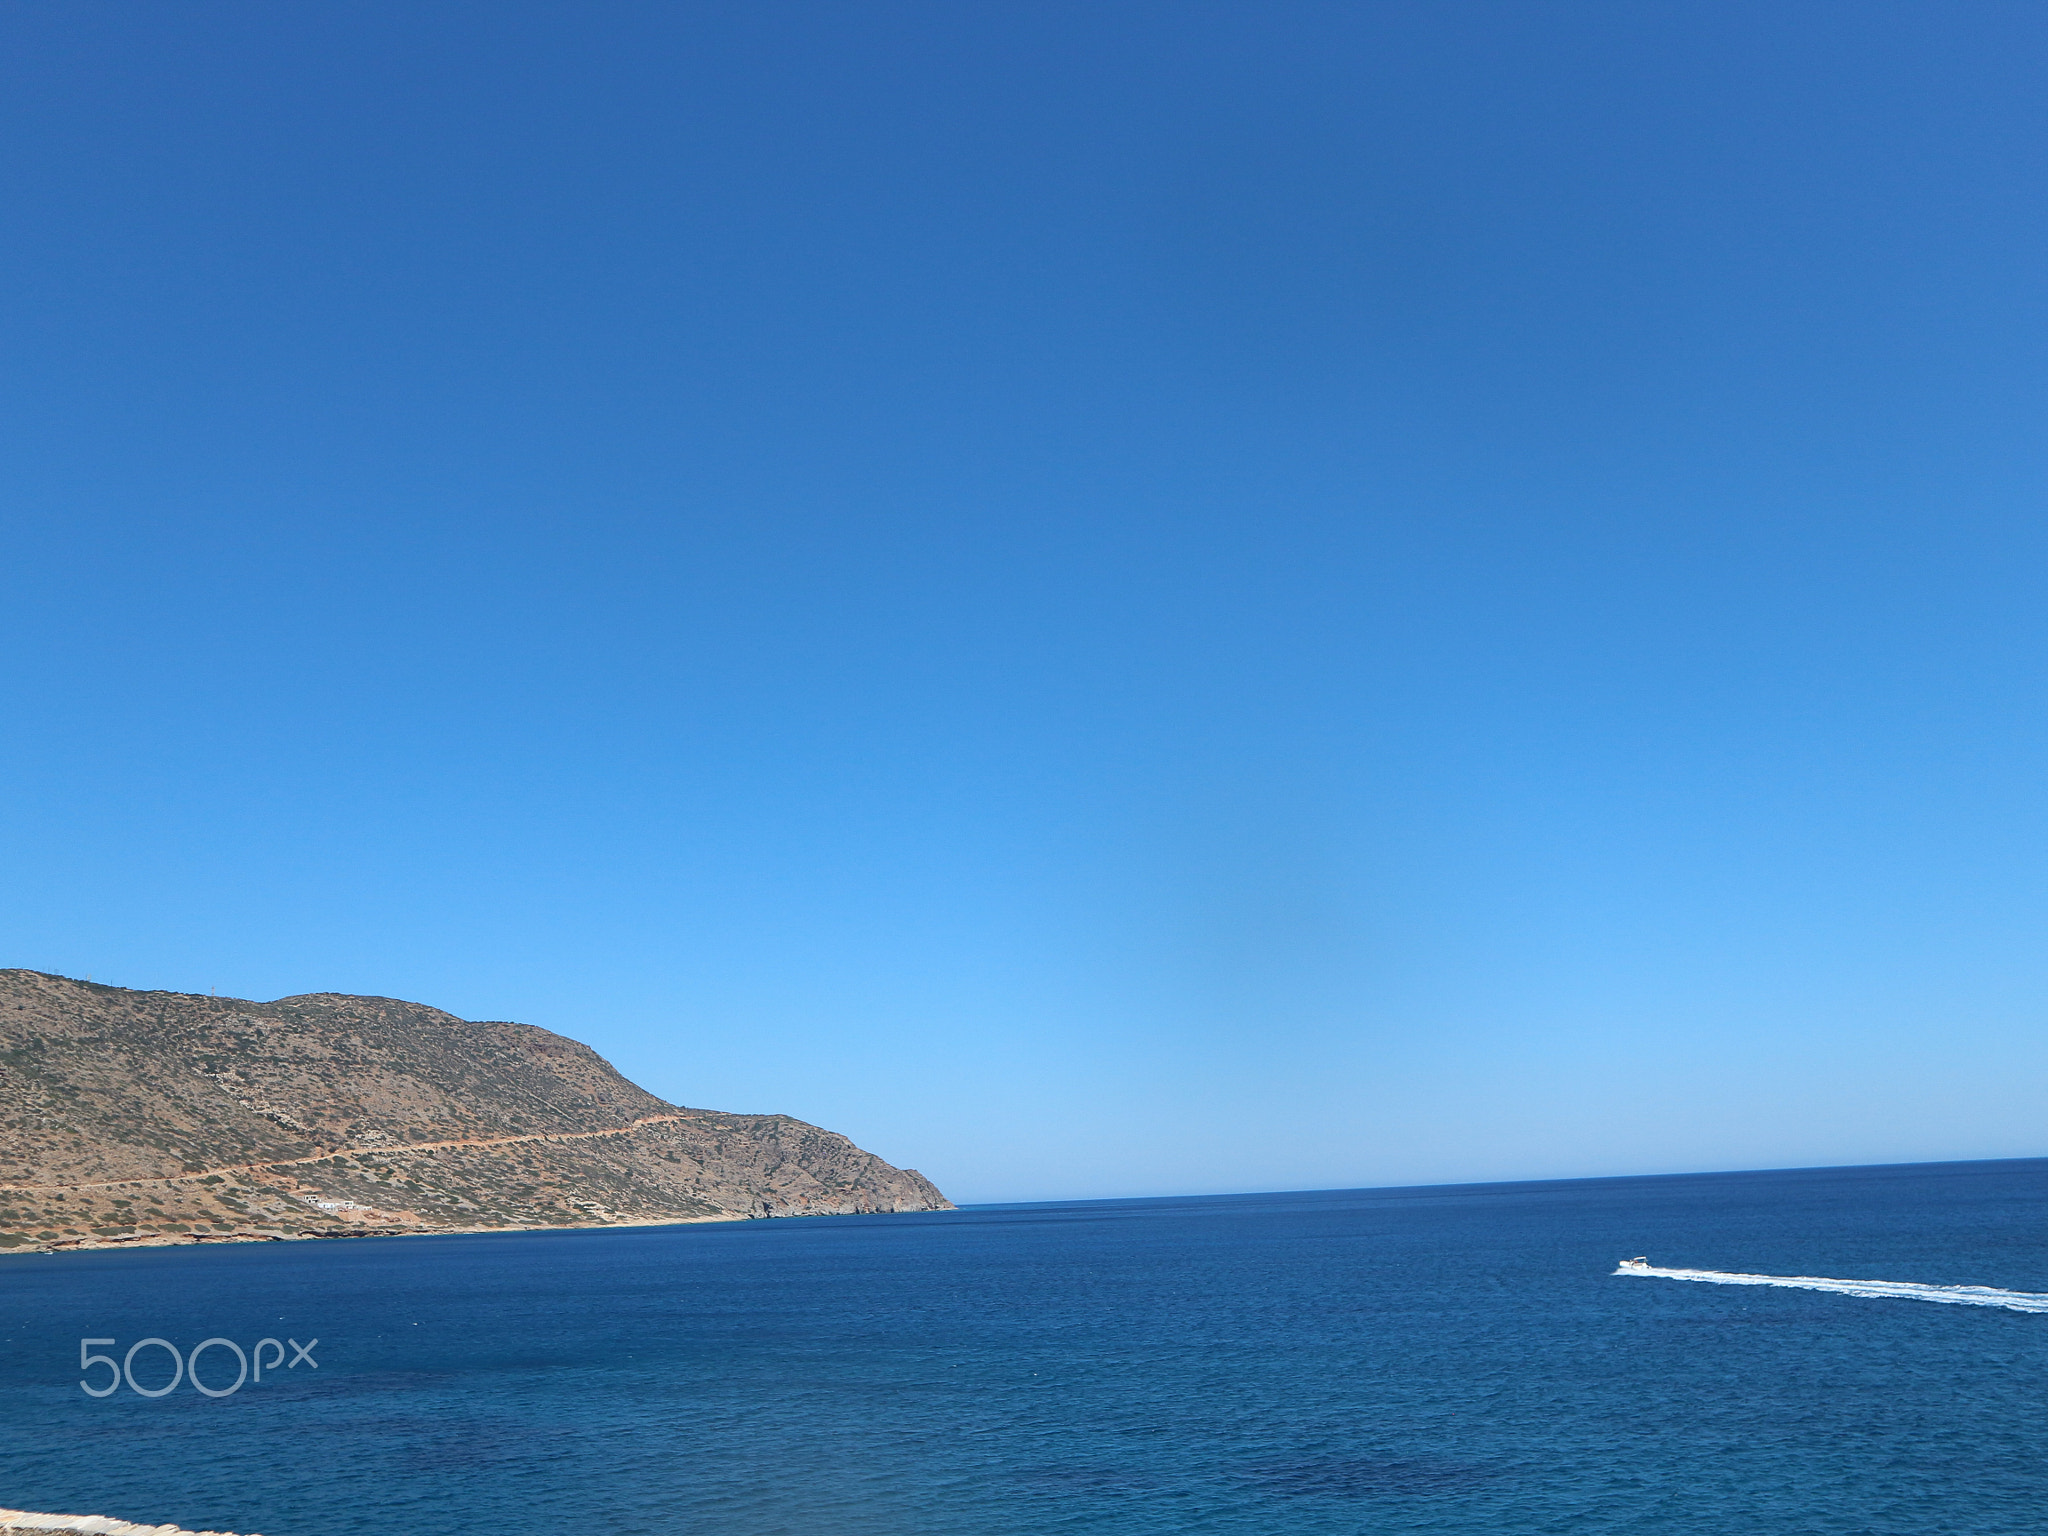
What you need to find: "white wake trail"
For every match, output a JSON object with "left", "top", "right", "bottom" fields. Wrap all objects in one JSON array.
[{"left": 1613, "top": 1261, "right": 2048, "bottom": 1313}]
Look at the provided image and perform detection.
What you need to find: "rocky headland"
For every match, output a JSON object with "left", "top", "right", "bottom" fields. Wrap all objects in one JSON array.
[{"left": 0, "top": 969, "right": 950, "bottom": 1253}]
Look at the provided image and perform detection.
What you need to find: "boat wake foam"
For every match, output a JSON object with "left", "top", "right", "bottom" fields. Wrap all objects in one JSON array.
[{"left": 1614, "top": 1261, "right": 2048, "bottom": 1313}]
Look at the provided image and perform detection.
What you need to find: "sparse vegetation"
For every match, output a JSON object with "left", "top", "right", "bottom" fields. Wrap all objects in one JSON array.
[{"left": 0, "top": 968, "right": 949, "bottom": 1251}]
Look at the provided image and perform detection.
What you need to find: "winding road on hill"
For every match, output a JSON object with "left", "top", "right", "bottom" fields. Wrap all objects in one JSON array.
[{"left": 0, "top": 1111, "right": 706, "bottom": 1192}]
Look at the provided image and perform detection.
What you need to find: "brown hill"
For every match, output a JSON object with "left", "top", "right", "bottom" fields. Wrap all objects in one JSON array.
[{"left": 0, "top": 969, "right": 951, "bottom": 1252}]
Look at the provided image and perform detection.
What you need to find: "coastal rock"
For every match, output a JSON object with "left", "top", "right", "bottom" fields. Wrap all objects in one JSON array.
[
  {"left": 0, "top": 970, "right": 951, "bottom": 1252},
  {"left": 0, "top": 1509, "right": 249, "bottom": 1536}
]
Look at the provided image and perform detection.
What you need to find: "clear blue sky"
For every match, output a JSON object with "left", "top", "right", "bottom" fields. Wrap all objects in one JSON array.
[{"left": 5, "top": 2, "right": 2046, "bottom": 1203}]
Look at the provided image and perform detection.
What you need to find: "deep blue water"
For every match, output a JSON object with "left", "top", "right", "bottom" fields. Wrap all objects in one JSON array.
[{"left": 5, "top": 1158, "right": 2048, "bottom": 1535}]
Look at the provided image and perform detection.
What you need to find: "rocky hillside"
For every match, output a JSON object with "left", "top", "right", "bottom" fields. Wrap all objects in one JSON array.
[{"left": 0, "top": 969, "right": 950, "bottom": 1252}]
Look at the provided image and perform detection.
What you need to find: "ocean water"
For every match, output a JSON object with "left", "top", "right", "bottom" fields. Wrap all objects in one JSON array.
[{"left": 5, "top": 1158, "right": 2048, "bottom": 1535}]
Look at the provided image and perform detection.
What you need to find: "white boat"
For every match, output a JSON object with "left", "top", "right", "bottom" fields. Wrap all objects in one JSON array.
[{"left": 1618, "top": 1256, "right": 1650, "bottom": 1270}]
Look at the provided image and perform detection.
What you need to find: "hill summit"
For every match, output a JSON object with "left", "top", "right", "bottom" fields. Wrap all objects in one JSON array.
[{"left": 0, "top": 969, "right": 950, "bottom": 1251}]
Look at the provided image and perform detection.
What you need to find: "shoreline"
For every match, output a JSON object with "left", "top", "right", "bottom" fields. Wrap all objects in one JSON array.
[{"left": 0, "top": 1207, "right": 785, "bottom": 1257}]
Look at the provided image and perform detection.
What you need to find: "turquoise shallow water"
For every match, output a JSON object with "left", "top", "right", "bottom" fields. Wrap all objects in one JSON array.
[{"left": 4, "top": 1158, "right": 2048, "bottom": 1535}]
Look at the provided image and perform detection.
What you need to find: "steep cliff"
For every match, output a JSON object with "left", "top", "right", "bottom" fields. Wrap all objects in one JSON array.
[{"left": 0, "top": 969, "right": 950, "bottom": 1251}]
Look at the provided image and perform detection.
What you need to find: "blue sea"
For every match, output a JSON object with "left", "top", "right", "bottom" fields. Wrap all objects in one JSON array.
[{"left": 5, "top": 1158, "right": 2048, "bottom": 1535}]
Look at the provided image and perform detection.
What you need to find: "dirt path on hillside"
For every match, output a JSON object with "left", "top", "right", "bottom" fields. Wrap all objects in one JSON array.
[{"left": 0, "top": 1112, "right": 700, "bottom": 1193}]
